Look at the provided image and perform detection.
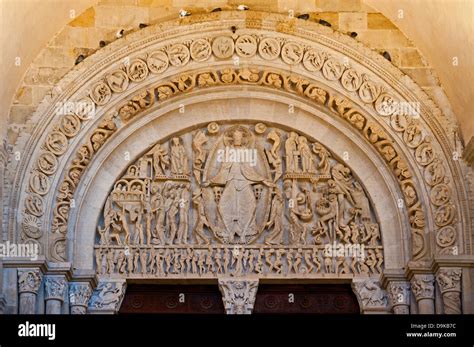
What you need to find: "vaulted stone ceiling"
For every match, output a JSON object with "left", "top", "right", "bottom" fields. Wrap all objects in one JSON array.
[{"left": 1, "top": 0, "right": 473, "bottom": 147}]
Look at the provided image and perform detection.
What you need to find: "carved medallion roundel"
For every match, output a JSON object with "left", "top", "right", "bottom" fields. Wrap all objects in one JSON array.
[
  {"left": 106, "top": 69, "right": 129, "bottom": 93},
  {"left": 127, "top": 59, "right": 149, "bottom": 83},
  {"left": 59, "top": 114, "right": 81, "bottom": 138},
  {"left": 302, "top": 49, "right": 325, "bottom": 72},
  {"left": 90, "top": 82, "right": 112, "bottom": 105},
  {"left": 212, "top": 36, "right": 235, "bottom": 59},
  {"left": 358, "top": 80, "right": 380, "bottom": 103},
  {"left": 25, "top": 193, "right": 44, "bottom": 217},
  {"left": 258, "top": 38, "right": 281, "bottom": 60},
  {"left": 281, "top": 42, "right": 303, "bottom": 65},
  {"left": 147, "top": 51, "right": 169, "bottom": 73},
  {"left": 37, "top": 152, "right": 58, "bottom": 175},
  {"left": 190, "top": 39, "right": 212, "bottom": 62},
  {"left": 322, "top": 58, "right": 344, "bottom": 81},
  {"left": 235, "top": 35, "right": 257, "bottom": 58},
  {"left": 29, "top": 171, "right": 50, "bottom": 195},
  {"left": 46, "top": 131, "right": 68, "bottom": 156},
  {"left": 167, "top": 44, "right": 190, "bottom": 66}
]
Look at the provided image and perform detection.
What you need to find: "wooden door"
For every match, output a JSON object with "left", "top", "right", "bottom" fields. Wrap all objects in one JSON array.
[{"left": 119, "top": 283, "right": 359, "bottom": 314}]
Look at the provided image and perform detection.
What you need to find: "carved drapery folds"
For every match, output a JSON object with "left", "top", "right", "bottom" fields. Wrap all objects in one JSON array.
[
  {"left": 17, "top": 25, "right": 462, "bottom": 265},
  {"left": 436, "top": 268, "right": 462, "bottom": 314},
  {"left": 94, "top": 123, "right": 383, "bottom": 279},
  {"left": 218, "top": 278, "right": 259, "bottom": 314},
  {"left": 352, "top": 279, "right": 388, "bottom": 313},
  {"left": 18, "top": 269, "right": 42, "bottom": 314}
]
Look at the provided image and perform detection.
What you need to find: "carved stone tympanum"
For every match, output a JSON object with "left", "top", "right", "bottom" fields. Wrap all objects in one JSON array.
[{"left": 94, "top": 123, "right": 384, "bottom": 280}]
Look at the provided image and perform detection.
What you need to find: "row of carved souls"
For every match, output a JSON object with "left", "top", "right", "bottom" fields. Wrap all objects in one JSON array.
[
  {"left": 95, "top": 246, "right": 383, "bottom": 277},
  {"left": 95, "top": 123, "right": 384, "bottom": 277}
]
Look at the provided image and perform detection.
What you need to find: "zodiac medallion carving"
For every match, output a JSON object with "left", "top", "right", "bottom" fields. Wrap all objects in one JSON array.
[
  {"left": 37, "top": 152, "right": 58, "bottom": 175},
  {"left": 147, "top": 51, "right": 169, "bottom": 73},
  {"left": 258, "top": 38, "right": 280, "bottom": 60},
  {"left": 281, "top": 42, "right": 303, "bottom": 65},
  {"left": 190, "top": 39, "right": 212, "bottom": 62},
  {"left": 167, "top": 44, "right": 190, "bottom": 66},
  {"left": 212, "top": 36, "right": 234, "bottom": 59},
  {"left": 127, "top": 59, "right": 149, "bottom": 83},
  {"left": 106, "top": 69, "right": 129, "bottom": 93},
  {"left": 235, "top": 35, "right": 257, "bottom": 58}
]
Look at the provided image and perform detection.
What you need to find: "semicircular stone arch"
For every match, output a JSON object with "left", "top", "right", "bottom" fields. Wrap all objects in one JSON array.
[
  {"left": 69, "top": 92, "right": 409, "bottom": 272},
  {"left": 6, "top": 11, "right": 471, "bottom": 315}
]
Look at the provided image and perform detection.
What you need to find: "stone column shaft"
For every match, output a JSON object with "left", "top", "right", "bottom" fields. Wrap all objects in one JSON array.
[
  {"left": 44, "top": 276, "right": 67, "bottom": 314},
  {"left": 411, "top": 274, "right": 435, "bottom": 314},
  {"left": 18, "top": 269, "right": 42, "bottom": 314}
]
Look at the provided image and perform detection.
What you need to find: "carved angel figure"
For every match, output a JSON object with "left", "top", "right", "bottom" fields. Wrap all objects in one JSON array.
[
  {"left": 192, "top": 131, "right": 208, "bottom": 182},
  {"left": 264, "top": 188, "right": 284, "bottom": 245}
]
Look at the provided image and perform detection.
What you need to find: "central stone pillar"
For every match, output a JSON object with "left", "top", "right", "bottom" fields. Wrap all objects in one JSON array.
[
  {"left": 411, "top": 274, "right": 435, "bottom": 314},
  {"left": 18, "top": 269, "right": 42, "bottom": 314},
  {"left": 218, "top": 278, "right": 259, "bottom": 314}
]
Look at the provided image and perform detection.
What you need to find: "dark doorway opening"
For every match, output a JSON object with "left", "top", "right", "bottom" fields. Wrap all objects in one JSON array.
[
  {"left": 119, "top": 283, "right": 359, "bottom": 314},
  {"left": 253, "top": 284, "right": 359, "bottom": 314}
]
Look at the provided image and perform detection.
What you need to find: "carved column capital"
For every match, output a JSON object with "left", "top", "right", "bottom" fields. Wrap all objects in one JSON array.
[
  {"left": 410, "top": 274, "right": 435, "bottom": 301},
  {"left": 69, "top": 283, "right": 93, "bottom": 314},
  {"left": 436, "top": 268, "right": 462, "bottom": 314},
  {"left": 436, "top": 268, "right": 462, "bottom": 293},
  {"left": 351, "top": 279, "right": 388, "bottom": 313},
  {"left": 88, "top": 280, "right": 126, "bottom": 314},
  {"left": 387, "top": 281, "right": 410, "bottom": 314},
  {"left": 410, "top": 274, "right": 435, "bottom": 314},
  {"left": 18, "top": 269, "right": 42, "bottom": 294},
  {"left": 218, "top": 278, "right": 259, "bottom": 314},
  {"left": 18, "top": 268, "right": 43, "bottom": 314},
  {"left": 44, "top": 276, "right": 67, "bottom": 302}
]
